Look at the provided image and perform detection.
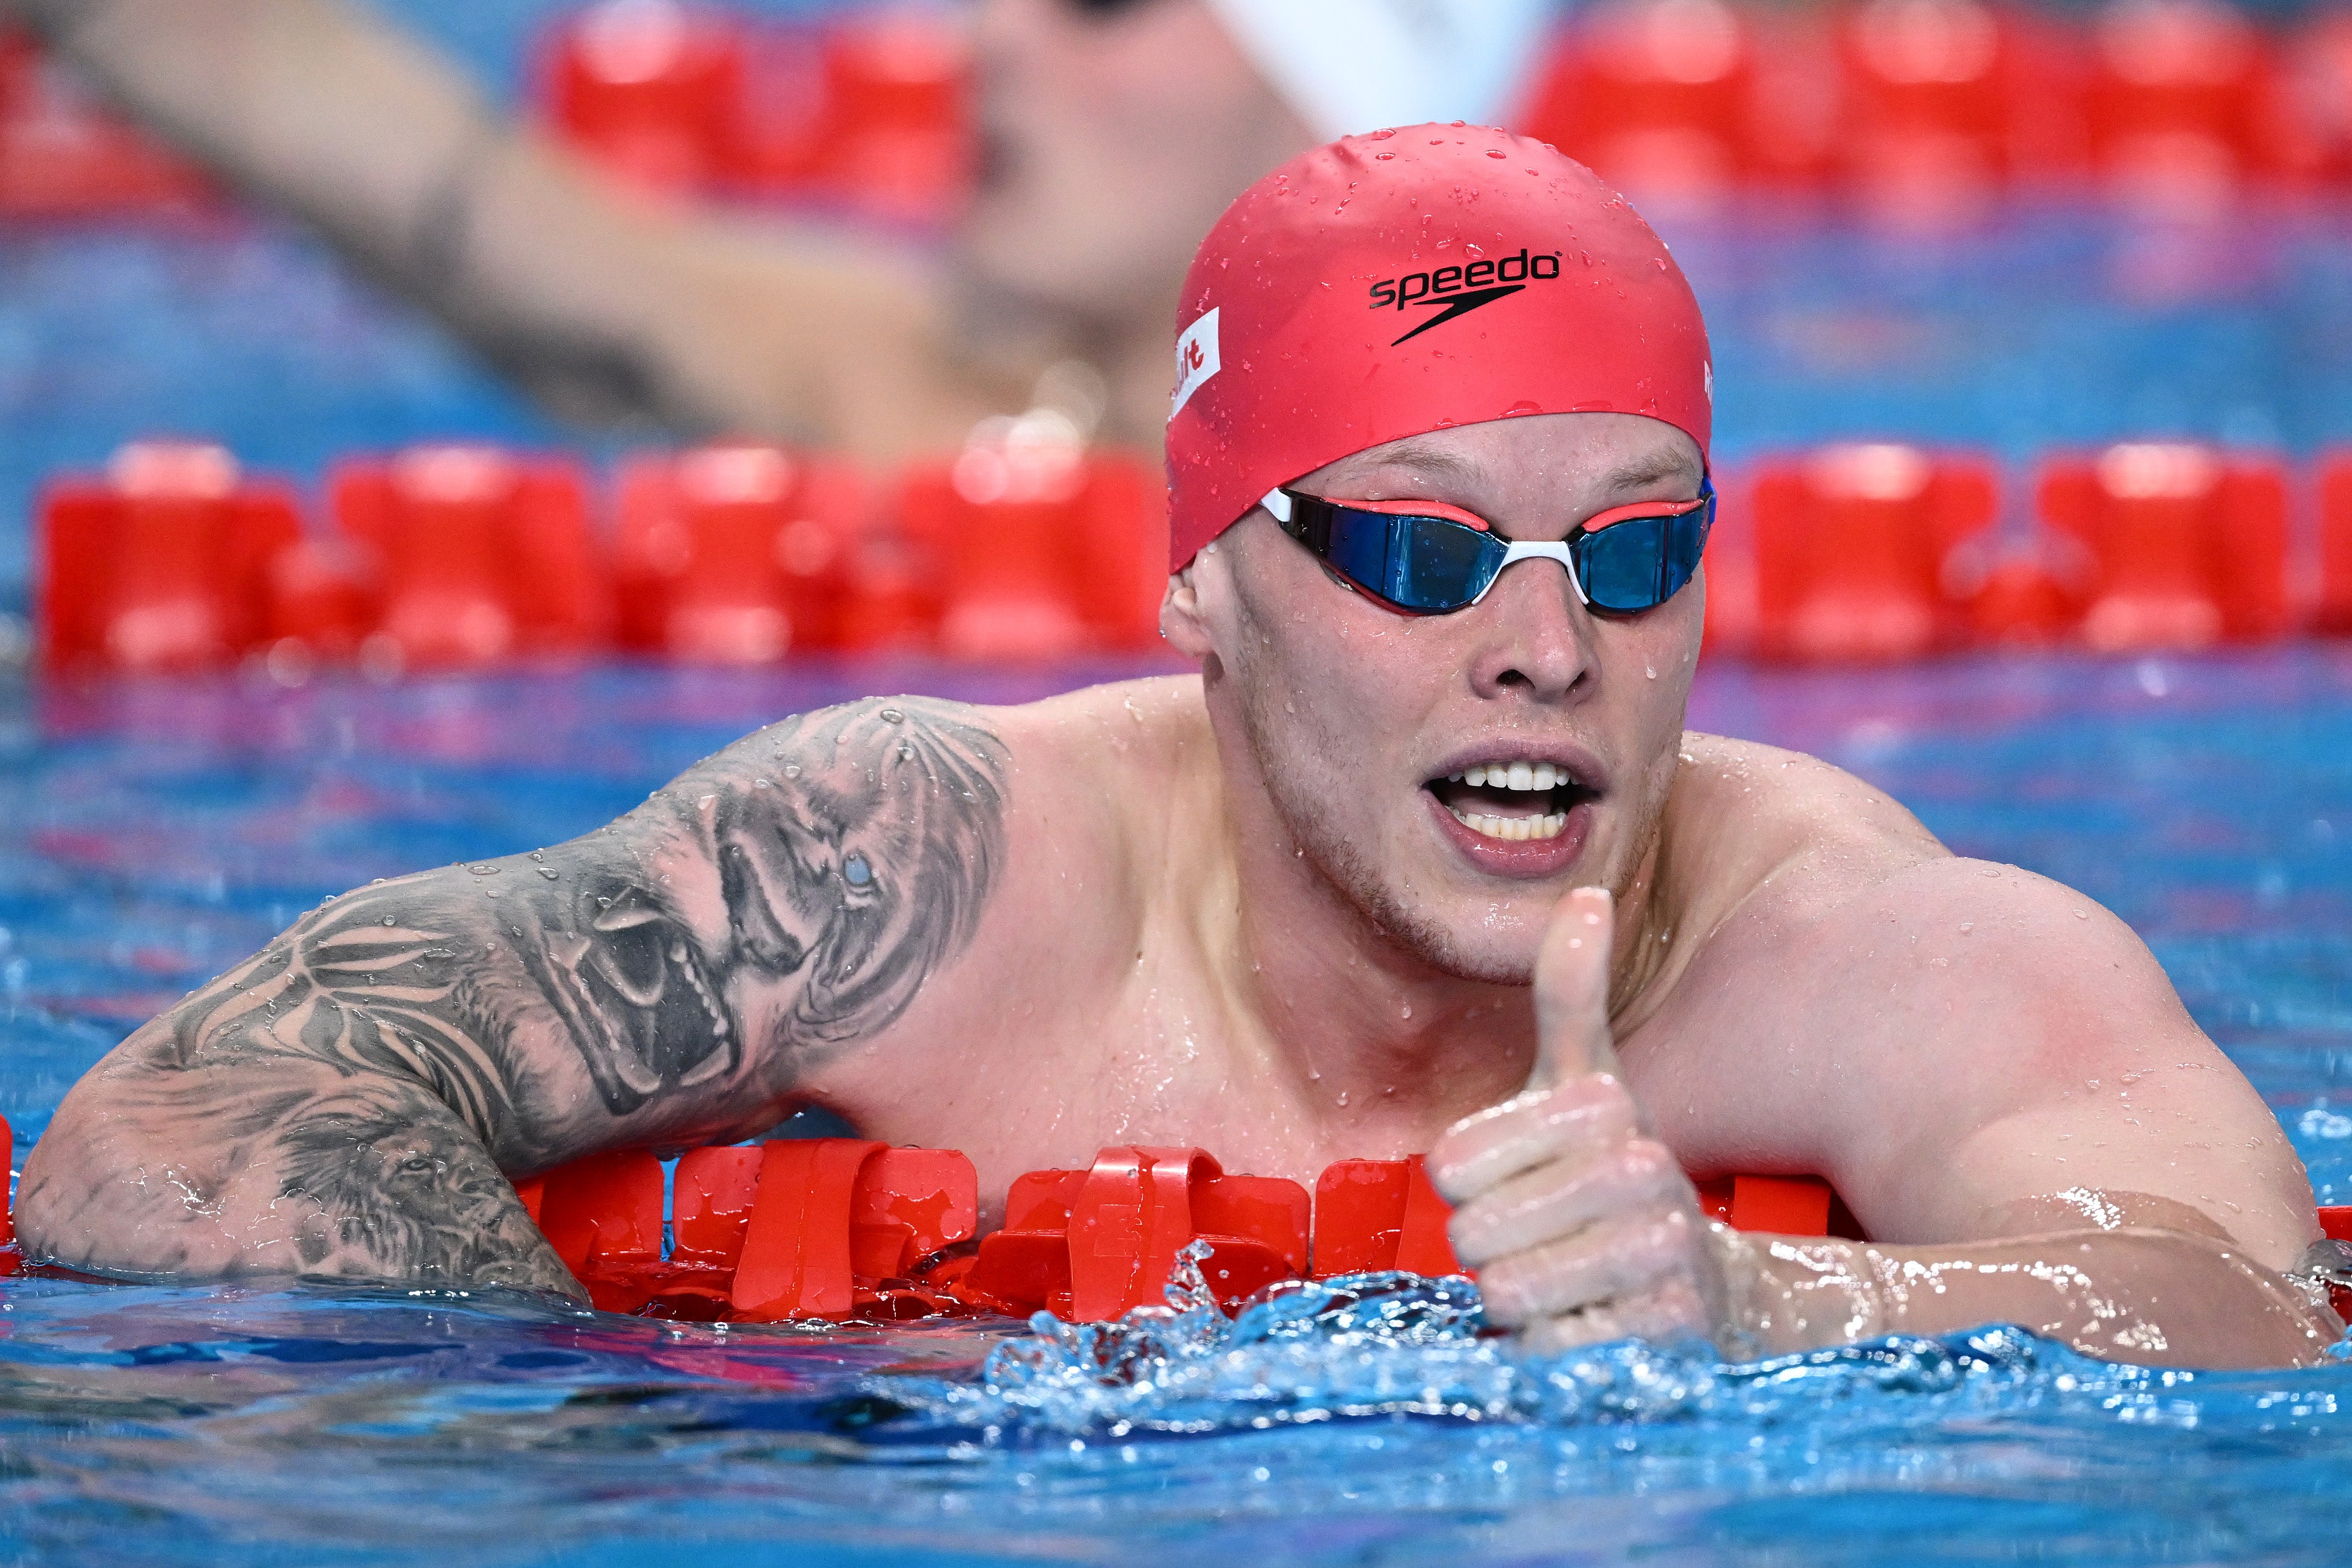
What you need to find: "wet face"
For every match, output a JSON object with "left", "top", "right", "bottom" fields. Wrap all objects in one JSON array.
[
  {"left": 959, "top": 0, "right": 1314, "bottom": 327},
  {"left": 1169, "top": 413, "right": 1708, "bottom": 984}
]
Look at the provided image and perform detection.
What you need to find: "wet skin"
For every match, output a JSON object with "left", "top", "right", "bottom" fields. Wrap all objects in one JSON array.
[{"left": 21, "top": 413, "right": 2337, "bottom": 1366}]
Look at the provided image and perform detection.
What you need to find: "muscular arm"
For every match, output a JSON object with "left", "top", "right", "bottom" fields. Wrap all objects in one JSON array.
[
  {"left": 1649, "top": 773, "right": 2334, "bottom": 1364},
  {"left": 1722, "top": 1196, "right": 2336, "bottom": 1368},
  {"left": 1443, "top": 745, "right": 2339, "bottom": 1369},
  {"left": 5, "top": 0, "right": 989, "bottom": 446},
  {"left": 17, "top": 698, "right": 1008, "bottom": 1297}
]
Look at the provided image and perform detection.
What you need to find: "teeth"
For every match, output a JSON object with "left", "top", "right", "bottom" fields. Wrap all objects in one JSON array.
[
  {"left": 1448, "top": 761, "right": 1573, "bottom": 794},
  {"left": 1447, "top": 807, "right": 1572, "bottom": 842}
]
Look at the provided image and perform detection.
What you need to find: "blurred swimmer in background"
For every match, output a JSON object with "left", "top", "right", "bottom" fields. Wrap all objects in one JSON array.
[{"left": 1, "top": 0, "right": 1550, "bottom": 457}]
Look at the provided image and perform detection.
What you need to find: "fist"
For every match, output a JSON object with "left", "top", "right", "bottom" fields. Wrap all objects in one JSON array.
[{"left": 1426, "top": 887, "right": 1733, "bottom": 1353}]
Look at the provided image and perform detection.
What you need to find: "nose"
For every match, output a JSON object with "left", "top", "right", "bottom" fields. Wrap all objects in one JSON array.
[{"left": 1462, "top": 555, "right": 1595, "bottom": 702}]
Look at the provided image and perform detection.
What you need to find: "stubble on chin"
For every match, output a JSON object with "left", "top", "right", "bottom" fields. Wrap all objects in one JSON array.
[
  {"left": 1232, "top": 663, "right": 1542, "bottom": 987},
  {"left": 1233, "top": 684, "right": 1678, "bottom": 991}
]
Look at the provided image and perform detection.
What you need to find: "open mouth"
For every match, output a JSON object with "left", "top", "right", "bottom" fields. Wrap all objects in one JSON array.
[{"left": 1424, "top": 761, "right": 1598, "bottom": 843}]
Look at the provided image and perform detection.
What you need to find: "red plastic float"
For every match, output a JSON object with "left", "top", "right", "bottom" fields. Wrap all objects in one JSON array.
[
  {"left": 803, "top": 8, "right": 972, "bottom": 222},
  {"left": 1749, "top": 444, "right": 1995, "bottom": 663},
  {"left": 541, "top": 0, "right": 749, "bottom": 194},
  {"left": 501, "top": 1140, "right": 2352, "bottom": 1326},
  {"left": 611, "top": 441, "right": 863, "bottom": 661},
  {"left": 33, "top": 435, "right": 2352, "bottom": 676},
  {"left": 2083, "top": 0, "right": 2298, "bottom": 210},
  {"left": 0, "top": 26, "right": 219, "bottom": 220},
  {"left": 1830, "top": 0, "right": 2081, "bottom": 222},
  {"left": 2315, "top": 449, "right": 2352, "bottom": 639},
  {"left": 961, "top": 1146, "right": 1308, "bottom": 1319},
  {"left": 536, "top": 1, "right": 971, "bottom": 222},
  {"left": 895, "top": 437, "right": 1166, "bottom": 661},
  {"left": 2036, "top": 443, "right": 2287, "bottom": 653},
  {"left": 328, "top": 446, "right": 608, "bottom": 669},
  {"left": 37, "top": 442, "right": 300, "bottom": 674},
  {"left": 500, "top": 1139, "right": 1861, "bottom": 1324},
  {"left": 2321, "top": 1207, "right": 2352, "bottom": 1322},
  {"left": 1517, "top": 0, "right": 1780, "bottom": 211},
  {"left": 0, "top": 1113, "right": 2338, "bottom": 1323},
  {"left": 1310, "top": 1157, "right": 1465, "bottom": 1278},
  {"left": 0, "top": 1116, "right": 15, "bottom": 1275}
]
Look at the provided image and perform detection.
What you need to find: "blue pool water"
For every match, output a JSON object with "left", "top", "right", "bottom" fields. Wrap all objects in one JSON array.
[
  {"left": 5, "top": 3, "right": 2352, "bottom": 1558},
  {"left": 2, "top": 648, "right": 2350, "bottom": 1565}
]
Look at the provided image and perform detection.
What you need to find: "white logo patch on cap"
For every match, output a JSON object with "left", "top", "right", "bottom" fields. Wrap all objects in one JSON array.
[{"left": 1170, "top": 307, "right": 1221, "bottom": 421}]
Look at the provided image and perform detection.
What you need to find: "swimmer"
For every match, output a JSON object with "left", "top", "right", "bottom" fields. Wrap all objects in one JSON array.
[
  {"left": 20, "top": 128, "right": 2343, "bottom": 1369},
  {"left": 2, "top": 0, "right": 1543, "bottom": 458}
]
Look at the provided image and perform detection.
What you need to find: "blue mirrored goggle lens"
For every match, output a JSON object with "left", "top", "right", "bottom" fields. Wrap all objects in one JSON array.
[
  {"left": 1567, "top": 500, "right": 1713, "bottom": 613},
  {"left": 1320, "top": 505, "right": 1504, "bottom": 612},
  {"left": 1295, "top": 489, "right": 1711, "bottom": 615}
]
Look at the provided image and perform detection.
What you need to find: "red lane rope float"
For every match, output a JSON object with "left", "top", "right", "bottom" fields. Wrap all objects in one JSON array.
[
  {"left": 2321, "top": 1208, "right": 2352, "bottom": 1323},
  {"left": 510, "top": 1139, "right": 1886, "bottom": 1324},
  {"left": 958, "top": 1146, "right": 1310, "bottom": 1320},
  {"left": 35, "top": 436, "right": 2352, "bottom": 677},
  {"left": 0, "top": 1116, "right": 2334, "bottom": 1322}
]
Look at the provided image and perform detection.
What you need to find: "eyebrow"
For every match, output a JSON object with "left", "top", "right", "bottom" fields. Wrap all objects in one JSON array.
[
  {"left": 1596, "top": 449, "right": 1703, "bottom": 493},
  {"left": 1355, "top": 439, "right": 1482, "bottom": 485}
]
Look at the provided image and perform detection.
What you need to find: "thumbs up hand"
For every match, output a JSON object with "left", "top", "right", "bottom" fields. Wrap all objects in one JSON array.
[{"left": 1425, "top": 887, "right": 1735, "bottom": 1353}]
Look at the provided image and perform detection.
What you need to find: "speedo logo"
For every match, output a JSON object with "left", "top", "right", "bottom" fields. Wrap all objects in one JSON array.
[{"left": 1369, "top": 248, "right": 1562, "bottom": 347}]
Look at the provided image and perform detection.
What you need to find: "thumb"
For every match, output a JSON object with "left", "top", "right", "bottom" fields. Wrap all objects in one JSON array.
[{"left": 1529, "top": 885, "right": 1620, "bottom": 1091}]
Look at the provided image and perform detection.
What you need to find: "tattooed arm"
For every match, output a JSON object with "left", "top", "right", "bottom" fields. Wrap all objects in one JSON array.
[{"left": 17, "top": 698, "right": 1009, "bottom": 1298}]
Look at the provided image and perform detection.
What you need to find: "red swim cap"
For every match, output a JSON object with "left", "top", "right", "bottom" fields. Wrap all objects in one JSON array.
[{"left": 1165, "top": 124, "right": 1712, "bottom": 570}]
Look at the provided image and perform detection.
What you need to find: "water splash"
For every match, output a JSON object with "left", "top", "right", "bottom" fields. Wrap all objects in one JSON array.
[{"left": 875, "top": 1243, "right": 2231, "bottom": 1445}]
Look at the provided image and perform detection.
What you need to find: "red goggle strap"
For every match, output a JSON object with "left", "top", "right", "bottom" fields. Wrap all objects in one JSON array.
[
  {"left": 1579, "top": 488, "right": 1712, "bottom": 536},
  {"left": 1282, "top": 492, "right": 1491, "bottom": 531},
  {"left": 1286, "top": 485, "right": 1710, "bottom": 538}
]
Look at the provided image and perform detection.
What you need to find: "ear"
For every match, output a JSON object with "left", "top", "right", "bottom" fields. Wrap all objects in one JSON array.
[{"left": 1160, "top": 557, "right": 1217, "bottom": 658}]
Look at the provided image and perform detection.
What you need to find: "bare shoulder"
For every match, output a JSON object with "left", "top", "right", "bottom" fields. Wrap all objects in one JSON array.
[
  {"left": 1658, "top": 734, "right": 2138, "bottom": 1021},
  {"left": 690, "top": 675, "right": 1211, "bottom": 960},
  {"left": 996, "top": 674, "right": 1214, "bottom": 782},
  {"left": 978, "top": 673, "right": 1221, "bottom": 889},
  {"left": 1645, "top": 734, "right": 1945, "bottom": 967},
  {"left": 1646, "top": 731, "right": 2162, "bottom": 1072},
  {"left": 1636, "top": 739, "right": 2313, "bottom": 1263},
  {"left": 787, "top": 676, "right": 1222, "bottom": 1118}
]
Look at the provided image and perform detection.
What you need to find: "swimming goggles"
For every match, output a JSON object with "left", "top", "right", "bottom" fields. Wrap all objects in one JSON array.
[{"left": 1261, "top": 478, "right": 1715, "bottom": 617}]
